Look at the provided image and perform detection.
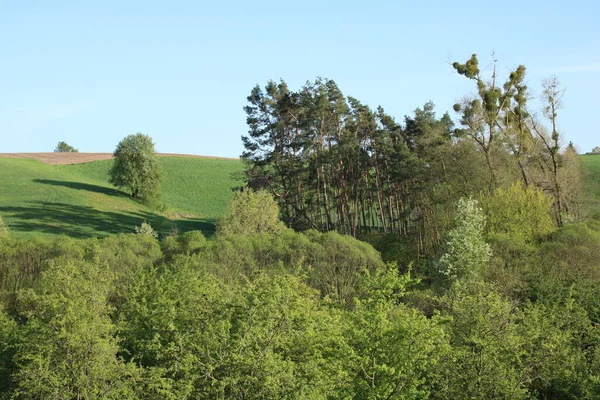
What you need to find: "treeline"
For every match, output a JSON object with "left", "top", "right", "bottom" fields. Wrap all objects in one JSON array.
[
  {"left": 0, "top": 187, "right": 600, "bottom": 398},
  {"left": 242, "top": 55, "right": 582, "bottom": 256}
]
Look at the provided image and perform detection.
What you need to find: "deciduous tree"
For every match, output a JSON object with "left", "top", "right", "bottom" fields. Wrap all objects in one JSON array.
[
  {"left": 54, "top": 141, "right": 78, "bottom": 152},
  {"left": 109, "top": 133, "right": 163, "bottom": 202}
]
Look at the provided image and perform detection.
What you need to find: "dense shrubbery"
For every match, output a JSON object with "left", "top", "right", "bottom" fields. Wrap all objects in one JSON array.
[{"left": 0, "top": 211, "right": 599, "bottom": 398}]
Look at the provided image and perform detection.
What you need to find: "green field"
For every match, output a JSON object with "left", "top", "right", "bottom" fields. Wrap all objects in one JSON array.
[
  {"left": 579, "top": 154, "right": 600, "bottom": 217},
  {"left": 0, "top": 156, "right": 243, "bottom": 238}
]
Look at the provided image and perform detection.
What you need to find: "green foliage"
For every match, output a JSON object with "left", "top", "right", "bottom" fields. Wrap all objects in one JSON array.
[
  {"left": 109, "top": 133, "right": 164, "bottom": 202},
  {"left": 480, "top": 181, "right": 556, "bottom": 242},
  {"left": 203, "top": 229, "right": 385, "bottom": 306},
  {"left": 0, "top": 235, "right": 87, "bottom": 308},
  {"left": 0, "top": 63, "right": 599, "bottom": 397},
  {"left": 345, "top": 267, "right": 448, "bottom": 399},
  {"left": 484, "top": 233, "right": 539, "bottom": 301},
  {"left": 119, "top": 262, "right": 351, "bottom": 399},
  {"left": 437, "top": 198, "right": 491, "bottom": 282},
  {"left": 518, "top": 301, "right": 597, "bottom": 398},
  {"left": 534, "top": 222, "right": 600, "bottom": 322},
  {"left": 243, "top": 79, "right": 454, "bottom": 238},
  {"left": 360, "top": 232, "right": 419, "bottom": 273},
  {"left": 54, "top": 141, "right": 78, "bottom": 152},
  {"left": 92, "top": 233, "right": 163, "bottom": 309},
  {"left": 302, "top": 230, "right": 386, "bottom": 304},
  {"left": 12, "top": 261, "right": 137, "bottom": 398},
  {"left": 161, "top": 230, "right": 206, "bottom": 261},
  {"left": 0, "top": 308, "right": 17, "bottom": 396},
  {"left": 134, "top": 221, "right": 158, "bottom": 238},
  {"left": 217, "top": 189, "right": 285, "bottom": 236},
  {"left": 437, "top": 283, "right": 529, "bottom": 398},
  {"left": 0, "top": 223, "right": 597, "bottom": 397},
  {"left": 452, "top": 53, "right": 480, "bottom": 79},
  {"left": 452, "top": 54, "right": 529, "bottom": 186}
]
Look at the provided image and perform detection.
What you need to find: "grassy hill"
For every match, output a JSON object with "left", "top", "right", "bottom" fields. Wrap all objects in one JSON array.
[
  {"left": 579, "top": 154, "right": 600, "bottom": 217},
  {"left": 0, "top": 156, "right": 243, "bottom": 238}
]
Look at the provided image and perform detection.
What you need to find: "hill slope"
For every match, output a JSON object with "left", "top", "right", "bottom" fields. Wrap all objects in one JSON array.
[
  {"left": 580, "top": 154, "right": 600, "bottom": 217},
  {"left": 0, "top": 155, "right": 243, "bottom": 238}
]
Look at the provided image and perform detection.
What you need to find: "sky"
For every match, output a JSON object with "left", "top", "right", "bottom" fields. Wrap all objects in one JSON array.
[{"left": 1, "top": 0, "right": 599, "bottom": 157}]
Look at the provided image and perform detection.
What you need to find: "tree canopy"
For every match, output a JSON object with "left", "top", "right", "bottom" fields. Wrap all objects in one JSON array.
[
  {"left": 109, "top": 133, "right": 164, "bottom": 203},
  {"left": 54, "top": 141, "right": 78, "bottom": 152},
  {"left": 217, "top": 189, "right": 285, "bottom": 236}
]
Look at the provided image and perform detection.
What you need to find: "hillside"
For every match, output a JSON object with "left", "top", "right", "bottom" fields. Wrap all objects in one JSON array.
[
  {"left": 0, "top": 154, "right": 243, "bottom": 238},
  {"left": 579, "top": 154, "right": 600, "bottom": 217}
]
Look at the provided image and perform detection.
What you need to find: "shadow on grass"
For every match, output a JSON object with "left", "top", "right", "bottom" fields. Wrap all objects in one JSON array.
[
  {"left": 33, "top": 179, "right": 125, "bottom": 198},
  {"left": 0, "top": 201, "right": 216, "bottom": 239}
]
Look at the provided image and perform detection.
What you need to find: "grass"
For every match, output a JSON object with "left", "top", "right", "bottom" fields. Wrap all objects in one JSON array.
[
  {"left": 0, "top": 157, "right": 243, "bottom": 239},
  {"left": 579, "top": 154, "right": 600, "bottom": 217}
]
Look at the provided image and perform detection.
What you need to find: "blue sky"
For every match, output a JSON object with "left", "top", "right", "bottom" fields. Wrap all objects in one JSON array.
[{"left": 1, "top": 0, "right": 599, "bottom": 157}]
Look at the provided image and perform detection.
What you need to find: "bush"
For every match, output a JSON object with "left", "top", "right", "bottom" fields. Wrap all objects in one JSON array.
[
  {"left": 134, "top": 222, "right": 158, "bottom": 238},
  {"left": 217, "top": 189, "right": 285, "bottom": 236},
  {"left": 161, "top": 230, "right": 206, "bottom": 261},
  {"left": 480, "top": 181, "right": 555, "bottom": 243}
]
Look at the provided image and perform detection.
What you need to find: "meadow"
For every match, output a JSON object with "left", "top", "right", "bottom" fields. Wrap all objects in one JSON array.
[
  {"left": 0, "top": 155, "right": 243, "bottom": 238},
  {"left": 580, "top": 153, "right": 600, "bottom": 216}
]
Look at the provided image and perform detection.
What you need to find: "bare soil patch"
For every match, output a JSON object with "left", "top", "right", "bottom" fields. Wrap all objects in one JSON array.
[{"left": 0, "top": 152, "right": 239, "bottom": 165}]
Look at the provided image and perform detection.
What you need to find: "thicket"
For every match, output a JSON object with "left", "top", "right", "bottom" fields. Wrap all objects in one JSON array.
[{"left": 0, "top": 208, "right": 599, "bottom": 398}]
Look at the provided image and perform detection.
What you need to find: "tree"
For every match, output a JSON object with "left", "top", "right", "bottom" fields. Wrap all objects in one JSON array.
[
  {"left": 109, "top": 133, "right": 163, "bottom": 201},
  {"left": 217, "top": 189, "right": 285, "bottom": 236},
  {"left": 452, "top": 54, "right": 529, "bottom": 187},
  {"left": 533, "top": 76, "right": 567, "bottom": 226},
  {"left": 437, "top": 198, "right": 491, "bottom": 282},
  {"left": 346, "top": 266, "right": 448, "bottom": 399},
  {"left": 241, "top": 78, "right": 454, "bottom": 242},
  {"left": 592, "top": 146, "right": 600, "bottom": 154},
  {"left": 54, "top": 141, "right": 78, "bottom": 152}
]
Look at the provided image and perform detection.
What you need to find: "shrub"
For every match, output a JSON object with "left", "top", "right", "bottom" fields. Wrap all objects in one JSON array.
[
  {"left": 480, "top": 181, "right": 555, "bottom": 243},
  {"left": 134, "top": 222, "right": 158, "bottom": 238},
  {"left": 217, "top": 189, "right": 285, "bottom": 236}
]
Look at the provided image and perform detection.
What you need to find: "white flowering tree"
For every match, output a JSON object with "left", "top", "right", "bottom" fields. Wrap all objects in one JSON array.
[{"left": 438, "top": 198, "right": 491, "bottom": 281}]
